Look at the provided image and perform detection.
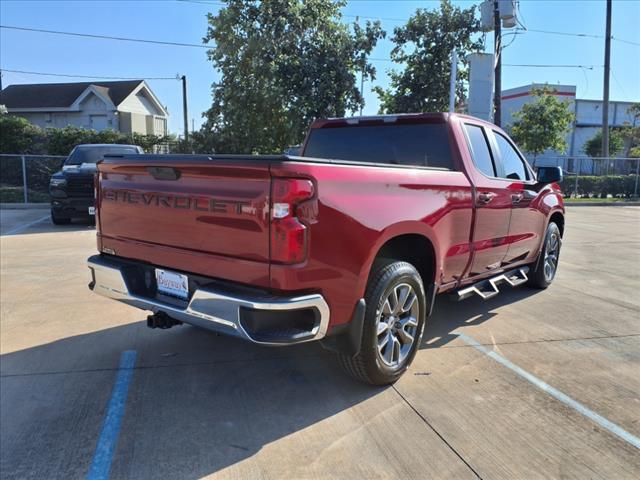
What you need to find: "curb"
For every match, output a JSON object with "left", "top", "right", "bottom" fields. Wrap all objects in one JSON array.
[
  {"left": 565, "top": 202, "right": 640, "bottom": 207},
  {"left": 0, "top": 203, "right": 49, "bottom": 210}
]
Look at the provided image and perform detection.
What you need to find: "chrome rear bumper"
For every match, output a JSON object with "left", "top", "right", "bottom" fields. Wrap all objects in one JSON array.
[{"left": 87, "top": 255, "right": 330, "bottom": 345}]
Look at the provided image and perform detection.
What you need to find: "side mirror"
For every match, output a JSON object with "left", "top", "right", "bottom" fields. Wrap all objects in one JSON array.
[{"left": 537, "top": 166, "right": 563, "bottom": 185}]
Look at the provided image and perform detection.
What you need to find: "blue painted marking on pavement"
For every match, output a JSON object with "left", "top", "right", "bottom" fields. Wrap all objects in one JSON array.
[
  {"left": 87, "top": 350, "right": 138, "bottom": 480},
  {"left": 458, "top": 333, "right": 640, "bottom": 450},
  {"left": 4, "top": 215, "right": 50, "bottom": 235}
]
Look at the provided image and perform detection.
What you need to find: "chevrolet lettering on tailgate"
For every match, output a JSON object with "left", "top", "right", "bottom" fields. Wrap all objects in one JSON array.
[{"left": 102, "top": 189, "right": 252, "bottom": 214}]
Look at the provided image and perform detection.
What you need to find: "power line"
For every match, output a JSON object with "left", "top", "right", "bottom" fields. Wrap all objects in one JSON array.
[
  {"left": 1, "top": 22, "right": 636, "bottom": 56},
  {"left": 502, "top": 64, "right": 601, "bottom": 69},
  {"left": 610, "top": 68, "right": 628, "bottom": 97},
  {"left": 176, "top": 0, "right": 225, "bottom": 5},
  {"left": 343, "top": 14, "right": 406, "bottom": 24},
  {"left": 0, "top": 25, "right": 212, "bottom": 49},
  {"left": 345, "top": 10, "right": 638, "bottom": 48},
  {"left": 0, "top": 68, "right": 179, "bottom": 81},
  {"left": 612, "top": 36, "right": 640, "bottom": 47},
  {"left": 520, "top": 27, "right": 639, "bottom": 46},
  {"left": 367, "top": 57, "right": 601, "bottom": 70},
  {"left": 179, "top": 0, "right": 406, "bottom": 23},
  {"left": 520, "top": 27, "right": 603, "bottom": 39}
]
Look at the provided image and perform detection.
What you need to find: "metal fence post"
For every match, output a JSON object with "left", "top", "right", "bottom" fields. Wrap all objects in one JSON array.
[
  {"left": 574, "top": 158, "right": 580, "bottom": 197},
  {"left": 21, "top": 155, "right": 28, "bottom": 203},
  {"left": 634, "top": 158, "right": 639, "bottom": 198}
]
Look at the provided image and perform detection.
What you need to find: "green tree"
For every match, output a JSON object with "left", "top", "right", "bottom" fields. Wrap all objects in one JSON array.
[
  {"left": 374, "top": 0, "right": 482, "bottom": 114},
  {"left": 583, "top": 128, "right": 624, "bottom": 158},
  {"left": 509, "top": 86, "right": 575, "bottom": 163},
  {"left": 93, "top": 128, "right": 127, "bottom": 145},
  {"left": 583, "top": 128, "right": 625, "bottom": 174},
  {"left": 45, "top": 125, "right": 97, "bottom": 155},
  {"left": 0, "top": 115, "right": 46, "bottom": 154},
  {"left": 201, "top": 0, "right": 384, "bottom": 154},
  {"left": 130, "top": 132, "right": 165, "bottom": 152},
  {"left": 621, "top": 103, "right": 640, "bottom": 158}
]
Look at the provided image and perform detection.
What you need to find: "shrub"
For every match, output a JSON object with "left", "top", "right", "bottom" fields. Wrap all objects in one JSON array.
[
  {"left": 560, "top": 175, "right": 638, "bottom": 198},
  {"left": 0, "top": 116, "right": 47, "bottom": 154}
]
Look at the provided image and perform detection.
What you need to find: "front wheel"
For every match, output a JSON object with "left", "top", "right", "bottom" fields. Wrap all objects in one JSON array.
[
  {"left": 338, "top": 260, "right": 426, "bottom": 385},
  {"left": 51, "top": 210, "right": 71, "bottom": 225},
  {"left": 528, "top": 222, "right": 561, "bottom": 289}
]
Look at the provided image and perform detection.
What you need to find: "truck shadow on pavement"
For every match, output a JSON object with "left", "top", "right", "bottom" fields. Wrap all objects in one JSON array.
[
  {"left": 421, "top": 287, "right": 543, "bottom": 350},
  {"left": 0, "top": 287, "right": 541, "bottom": 479},
  {"left": 0, "top": 323, "right": 376, "bottom": 479}
]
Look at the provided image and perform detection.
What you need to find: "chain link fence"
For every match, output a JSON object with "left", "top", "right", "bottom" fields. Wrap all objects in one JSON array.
[
  {"left": 531, "top": 156, "right": 640, "bottom": 198},
  {"left": 0, "top": 154, "right": 66, "bottom": 203},
  {"left": 1, "top": 153, "right": 639, "bottom": 204}
]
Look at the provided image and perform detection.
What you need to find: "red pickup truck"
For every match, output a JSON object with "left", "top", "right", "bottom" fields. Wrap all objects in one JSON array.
[{"left": 87, "top": 113, "right": 564, "bottom": 385}]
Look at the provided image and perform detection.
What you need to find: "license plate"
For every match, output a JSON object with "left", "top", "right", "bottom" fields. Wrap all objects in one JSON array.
[
  {"left": 155, "top": 269, "right": 189, "bottom": 300},
  {"left": 88, "top": 206, "right": 96, "bottom": 215}
]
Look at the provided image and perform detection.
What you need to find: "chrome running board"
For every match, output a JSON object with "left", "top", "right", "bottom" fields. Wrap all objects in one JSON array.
[{"left": 454, "top": 267, "right": 529, "bottom": 301}]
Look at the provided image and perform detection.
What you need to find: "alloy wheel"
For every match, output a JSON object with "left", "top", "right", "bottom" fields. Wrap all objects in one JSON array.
[
  {"left": 544, "top": 232, "right": 560, "bottom": 282},
  {"left": 375, "top": 283, "right": 419, "bottom": 367}
]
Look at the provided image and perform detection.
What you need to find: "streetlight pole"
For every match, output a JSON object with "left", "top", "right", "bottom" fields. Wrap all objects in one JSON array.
[
  {"left": 449, "top": 49, "right": 458, "bottom": 113},
  {"left": 181, "top": 75, "right": 189, "bottom": 142},
  {"left": 493, "top": 0, "right": 502, "bottom": 127},
  {"left": 601, "top": 0, "right": 612, "bottom": 159}
]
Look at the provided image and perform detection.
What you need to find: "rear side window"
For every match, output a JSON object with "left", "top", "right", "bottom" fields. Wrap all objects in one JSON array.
[
  {"left": 463, "top": 124, "right": 495, "bottom": 177},
  {"left": 494, "top": 133, "right": 529, "bottom": 180},
  {"left": 303, "top": 123, "right": 453, "bottom": 169}
]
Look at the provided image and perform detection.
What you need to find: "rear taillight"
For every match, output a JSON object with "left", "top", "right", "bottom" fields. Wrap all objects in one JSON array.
[
  {"left": 93, "top": 172, "right": 100, "bottom": 233},
  {"left": 270, "top": 178, "right": 314, "bottom": 264}
]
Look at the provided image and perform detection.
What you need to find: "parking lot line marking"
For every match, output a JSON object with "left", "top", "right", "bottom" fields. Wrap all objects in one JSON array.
[
  {"left": 3, "top": 214, "right": 50, "bottom": 236},
  {"left": 458, "top": 333, "right": 640, "bottom": 450},
  {"left": 87, "top": 350, "right": 138, "bottom": 480}
]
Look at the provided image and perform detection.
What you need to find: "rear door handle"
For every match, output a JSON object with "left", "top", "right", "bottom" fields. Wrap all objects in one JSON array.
[
  {"left": 478, "top": 192, "right": 496, "bottom": 204},
  {"left": 511, "top": 193, "right": 524, "bottom": 204}
]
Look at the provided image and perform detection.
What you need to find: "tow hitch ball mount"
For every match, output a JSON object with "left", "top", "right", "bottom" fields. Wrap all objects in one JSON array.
[{"left": 147, "top": 312, "right": 183, "bottom": 329}]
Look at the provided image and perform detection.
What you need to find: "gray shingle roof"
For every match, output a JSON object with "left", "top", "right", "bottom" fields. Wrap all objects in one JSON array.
[{"left": 0, "top": 80, "right": 143, "bottom": 109}]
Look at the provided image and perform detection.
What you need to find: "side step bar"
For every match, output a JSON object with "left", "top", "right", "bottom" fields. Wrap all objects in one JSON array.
[{"left": 454, "top": 267, "right": 529, "bottom": 301}]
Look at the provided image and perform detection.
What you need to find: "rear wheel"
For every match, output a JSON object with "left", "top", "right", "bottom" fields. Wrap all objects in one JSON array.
[
  {"left": 338, "top": 260, "right": 426, "bottom": 385},
  {"left": 528, "top": 222, "right": 561, "bottom": 289},
  {"left": 51, "top": 210, "right": 71, "bottom": 225}
]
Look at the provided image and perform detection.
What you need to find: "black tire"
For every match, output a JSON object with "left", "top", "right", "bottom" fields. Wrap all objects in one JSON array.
[
  {"left": 51, "top": 210, "right": 71, "bottom": 225},
  {"left": 338, "top": 260, "right": 426, "bottom": 385},
  {"left": 528, "top": 222, "right": 561, "bottom": 289}
]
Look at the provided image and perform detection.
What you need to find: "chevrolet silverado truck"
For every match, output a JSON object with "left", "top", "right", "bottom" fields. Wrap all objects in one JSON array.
[
  {"left": 49, "top": 143, "right": 143, "bottom": 225},
  {"left": 87, "top": 113, "right": 564, "bottom": 385}
]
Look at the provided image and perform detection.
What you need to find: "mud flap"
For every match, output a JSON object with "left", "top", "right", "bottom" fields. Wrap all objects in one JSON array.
[{"left": 320, "top": 299, "right": 366, "bottom": 358}]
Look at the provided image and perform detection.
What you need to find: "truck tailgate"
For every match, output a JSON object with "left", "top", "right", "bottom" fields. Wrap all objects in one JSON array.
[{"left": 97, "top": 156, "right": 271, "bottom": 283}]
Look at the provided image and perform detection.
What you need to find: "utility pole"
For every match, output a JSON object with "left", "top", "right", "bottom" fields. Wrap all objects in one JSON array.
[
  {"left": 181, "top": 75, "right": 189, "bottom": 142},
  {"left": 602, "top": 0, "right": 612, "bottom": 159},
  {"left": 493, "top": 0, "right": 502, "bottom": 127}
]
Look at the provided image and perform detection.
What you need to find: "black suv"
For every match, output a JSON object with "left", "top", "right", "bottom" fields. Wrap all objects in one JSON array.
[{"left": 49, "top": 144, "right": 143, "bottom": 225}]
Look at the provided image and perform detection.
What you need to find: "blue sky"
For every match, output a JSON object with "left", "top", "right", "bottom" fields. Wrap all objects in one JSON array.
[{"left": 1, "top": 0, "right": 639, "bottom": 134}]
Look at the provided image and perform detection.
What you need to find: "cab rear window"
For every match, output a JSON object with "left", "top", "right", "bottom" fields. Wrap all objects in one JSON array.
[
  {"left": 65, "top": 146, "right": 140, "bottom": 165},
  {"left": 303, "top": 123, "right": 453, "bottom": 169}
]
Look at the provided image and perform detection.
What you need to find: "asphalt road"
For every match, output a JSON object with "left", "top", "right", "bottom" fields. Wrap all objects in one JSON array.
[{"left": 1, "top": 206, "right": 639, "bottom": 479}]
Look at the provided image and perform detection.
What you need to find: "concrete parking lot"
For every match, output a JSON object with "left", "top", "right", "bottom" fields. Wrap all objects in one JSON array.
[{"left": 1, "top": 206, "right": 639, "bottom": 479}]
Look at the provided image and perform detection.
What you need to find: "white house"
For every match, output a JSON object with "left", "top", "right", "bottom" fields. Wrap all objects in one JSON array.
[
  {"left": 0, "top": 80, "right": 168, "bottom": 136},
  {"left": 501, "top": 83, "right": 637, "bottom": 172}
]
